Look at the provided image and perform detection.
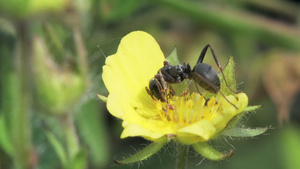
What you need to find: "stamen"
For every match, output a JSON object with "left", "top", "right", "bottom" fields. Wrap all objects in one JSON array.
[{"left": 154, "top": 92, "right": 222, "bottom": 128}]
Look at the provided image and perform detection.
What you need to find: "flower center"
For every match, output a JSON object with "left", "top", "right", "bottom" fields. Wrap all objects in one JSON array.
[{"left": 155, "top": 92, "right": 221, "bottom": 129}]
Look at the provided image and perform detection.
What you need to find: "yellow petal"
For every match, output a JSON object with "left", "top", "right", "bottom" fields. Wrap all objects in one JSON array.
[
  {"left": 121, "top": 123, "right": 166, "bottom": 141},
  {"left": 211, "top": 93, "right": 248, "bottom": 131},
  {"left": 103, "top": 31, "right": 164, "bottom": 99},
  {"left": 107, "top": 93, "right": 151, "bottom": 123},
  {"left": 103, "top": 31, "right": 166, "bottom": 122},
  {"left": 176, "top": 120, "right": 216, "bottom": 144},
  {"left": 108, "top": 93, "right": 174, "bottom": 140}
]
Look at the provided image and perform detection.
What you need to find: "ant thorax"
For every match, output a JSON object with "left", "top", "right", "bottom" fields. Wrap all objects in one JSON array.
[{"left": 159, "top": 62, "right": 191, "bottom": 84}]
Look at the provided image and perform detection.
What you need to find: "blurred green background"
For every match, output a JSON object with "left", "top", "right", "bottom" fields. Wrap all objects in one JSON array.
[{"left": 1, "top": 0, "right": 300, "bottom": 169}]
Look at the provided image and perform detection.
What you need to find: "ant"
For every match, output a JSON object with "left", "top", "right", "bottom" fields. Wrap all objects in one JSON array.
[{"left": 146, "top": 44, "right": 238, "bottom": 109}]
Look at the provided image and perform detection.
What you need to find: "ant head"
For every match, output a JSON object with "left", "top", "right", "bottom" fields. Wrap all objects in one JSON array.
[{"left": 172, "top": 65, "right": 185, "bottom": 75}]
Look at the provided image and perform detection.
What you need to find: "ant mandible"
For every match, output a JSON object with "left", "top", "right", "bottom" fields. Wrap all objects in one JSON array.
[{"left": 146, "top": 44, "right": 238, "bottom": 109}]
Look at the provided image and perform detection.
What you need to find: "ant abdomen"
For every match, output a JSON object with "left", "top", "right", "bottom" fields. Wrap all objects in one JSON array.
[{"left": 191, "top": 63, "right": 220, "bottom": 94}]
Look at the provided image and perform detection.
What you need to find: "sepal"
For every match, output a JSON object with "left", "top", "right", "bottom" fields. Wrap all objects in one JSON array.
[
  {"left": 244, "top": 105, "right": 262, "bottom": 112},
  {"left": 219, "top": 56, "right": 237, "bottom": 95},
  {"left": 192, "top": 142, "right": 233, "bottom": 161},
  {"left": 222, "top": 126, "right": 269, "bottom": 138},
  {"left": 165, "top": 46, "right": 189, "bottom": 95},
  {"left": 97, "top": 94, "right": 107, "bottom": 103},
  {"left": 166, "top": 46, "right": 181, "bottom": 65},
  {"left": 114, "top": 137, "right": 167, "bottom": 165}
]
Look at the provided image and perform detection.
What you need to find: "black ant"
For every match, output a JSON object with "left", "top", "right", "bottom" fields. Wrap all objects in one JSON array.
[{"left": 146, "top": 44, "right": 238, "bottom": 109}]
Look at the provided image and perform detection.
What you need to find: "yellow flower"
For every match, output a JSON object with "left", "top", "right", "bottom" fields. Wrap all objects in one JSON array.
[{"left": 102, "top": 31, "right": 248, "bottom": 145}]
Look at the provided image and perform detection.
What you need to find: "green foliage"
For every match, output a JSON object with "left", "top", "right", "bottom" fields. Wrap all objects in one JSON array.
[
  {"left": 99, "top": 0, "right": 140, "bottom": 21},
  {"left": 44, "top": 126, "right": 68, "bottom": 167},
  {"left": 0, "top": 115, "right": 13, "bottom": 156},
  {"left": 279, "top": 126, "right": 300, "bottom": 169},
  {"left": 75, "top": 100, "right": 110, "bottom": 167}
]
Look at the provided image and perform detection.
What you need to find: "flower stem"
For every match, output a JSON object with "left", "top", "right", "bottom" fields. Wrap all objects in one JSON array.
[{"left": 176, "top": 143, "right": 189, "bottom": 169}]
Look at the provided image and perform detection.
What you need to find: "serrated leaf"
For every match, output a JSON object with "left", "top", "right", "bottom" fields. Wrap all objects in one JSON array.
[
  {"left": 114, "top": 137, "right": 167, "bottom": 165},
  {"left": 222, "top": 127, "right": 268, "bottom": 137},
  {"left": 219, "top": 56, "right": 237, "bottom": 95},
  {"left": 192, "top": 142, "right": 233, "bottom": 161},
  {"left": 166, "top": 46, "right": 180, "bottom": 65}
]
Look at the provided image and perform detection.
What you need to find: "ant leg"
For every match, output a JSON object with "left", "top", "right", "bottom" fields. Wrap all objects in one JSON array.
[
  {"left": 194, "top": 82, "right": 202, "bottom": 96},
  {"left": 168, "top": 85, "right": 175, "bottom": 97},
  {"left": 156, "top": 71, "right": 168, "bottom": 91},
  {"left": 196, "top": 44, "right": 210, "bottom": 64},
  {"left": 198, "top": 44, "right": 238, "bottom": 94},
  {"left": 145, "top": 87, "right": 156, "bottom": 100},
  {"left": 146, "top": 78, "right": 167, "bottom": 102},
  {"left": 156, "top": 72, "right": 175, "bottom": 111}
]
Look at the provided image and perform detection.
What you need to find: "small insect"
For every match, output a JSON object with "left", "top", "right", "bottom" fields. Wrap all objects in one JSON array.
[{"left": 146, "top": 44, "right": 238, "bottom": 109}]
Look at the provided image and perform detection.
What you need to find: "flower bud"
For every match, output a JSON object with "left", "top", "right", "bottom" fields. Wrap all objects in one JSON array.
[{"left": 33, "top": 36, "right": 86, "bottom": 114}]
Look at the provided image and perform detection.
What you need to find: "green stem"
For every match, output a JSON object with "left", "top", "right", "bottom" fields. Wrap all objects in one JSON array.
[
  {"left": 11, "top": 21, "right": 33, "bottom": 169},
  {"left": 176, "top": 144, "right": 189, "bottom": 169}
]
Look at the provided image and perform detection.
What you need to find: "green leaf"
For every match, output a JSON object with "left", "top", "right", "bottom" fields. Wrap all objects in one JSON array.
[
  {"left": 44, "top": 124, "right": 68, "bottom": 167},
  {"left": 114, "top": 137, "right": 167, "bottom": 165},
  {"left": 75, "top": 99, "right": 109, "bottom": 167},
  {"left": 279, "top": 126, "right": 300, "bottom": 169},
  {"left": 219, "top": 56, "right": 237, "bottom": 95},
  {"left": 165, "top": 46, "right": 189, "bottom": 95},
  {"left": 166, "top": 46, "right": 181, "bottom": 65},
  {"left": 192, "top": 142, "right": 233, "bottom": 161},
  {"left": 222, "top": 127, "right": 268, "bottom": 137},
  {"left": 0, "top": 115, "right": 13, "bottom": 156},
  {"left": 69, "top": 149, "right": 87, "bottom": 169}
]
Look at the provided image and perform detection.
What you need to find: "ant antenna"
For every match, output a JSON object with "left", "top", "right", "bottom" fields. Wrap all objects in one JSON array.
[
  {"left": 96, "top": 38, "right": 122, "bottom": 60},
  {"left": 97, "top": 45, "right": 107, "bottom": 59}
]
